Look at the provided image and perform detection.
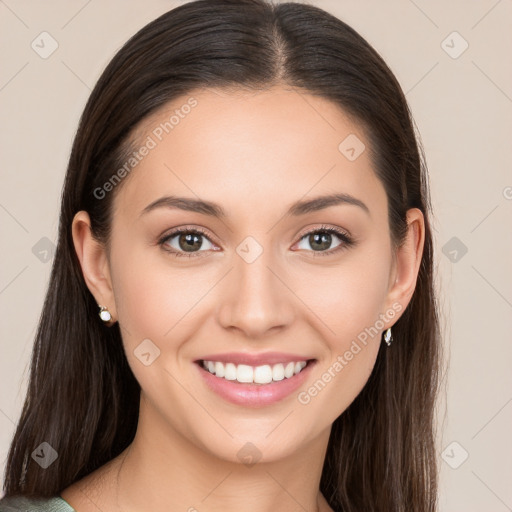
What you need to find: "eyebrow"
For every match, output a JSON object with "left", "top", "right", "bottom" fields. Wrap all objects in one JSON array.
[{"left": 139, "top": 193, "right": 370, "bottom": 219}]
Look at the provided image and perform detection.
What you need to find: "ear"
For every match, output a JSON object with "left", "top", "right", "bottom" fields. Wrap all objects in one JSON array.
[
  {"left": 71, "top": 210, "right": 118, "bottom": 324},
  {"left": 384, "top": 208, "right": 425, "bottom": 323}
]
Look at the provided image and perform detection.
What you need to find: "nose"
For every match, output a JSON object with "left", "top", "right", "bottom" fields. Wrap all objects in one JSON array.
[{"left": 217, "top": 246, "right": 295, "bottom": 339}]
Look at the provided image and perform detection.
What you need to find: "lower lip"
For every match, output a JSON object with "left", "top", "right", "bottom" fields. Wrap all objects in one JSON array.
[{"left": 195, "top": 361, "right": 316, "bottom": 407}]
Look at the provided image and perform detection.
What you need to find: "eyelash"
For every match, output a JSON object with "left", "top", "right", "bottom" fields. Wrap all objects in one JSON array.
[{"left": 158, "top": 224, "right": 355, "bottom": 259}]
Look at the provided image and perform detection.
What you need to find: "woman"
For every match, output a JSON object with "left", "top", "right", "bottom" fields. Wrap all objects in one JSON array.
[{"left": 0, "top": 0, "right": 441, "bottom": 510}]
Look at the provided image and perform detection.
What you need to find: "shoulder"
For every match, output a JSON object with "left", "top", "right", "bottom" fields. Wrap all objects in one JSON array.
[{"left": 0, "top": 495, "right": 75, "bottom": 512}]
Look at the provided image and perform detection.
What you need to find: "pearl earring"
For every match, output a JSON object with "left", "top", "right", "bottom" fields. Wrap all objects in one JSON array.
[{"left": 98, "top": 305, "right": 112, "bottom": 323}]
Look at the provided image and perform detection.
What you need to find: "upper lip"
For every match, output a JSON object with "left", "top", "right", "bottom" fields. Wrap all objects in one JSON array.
[{"left": 196, "top": 352, "right": 315, "bottom": 366}]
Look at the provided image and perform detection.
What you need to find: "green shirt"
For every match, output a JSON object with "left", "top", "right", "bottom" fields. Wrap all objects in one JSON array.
[{"left": 0, "top": 495, "right": 75, "bottom": 511}]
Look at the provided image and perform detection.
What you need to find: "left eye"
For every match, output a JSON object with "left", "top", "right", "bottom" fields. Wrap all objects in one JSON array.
[{"left": 295, "top": 227, "right": 349, "bottom": 253}]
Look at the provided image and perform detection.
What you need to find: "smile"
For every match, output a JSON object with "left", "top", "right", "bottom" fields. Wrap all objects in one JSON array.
[
  {"left": 201, "top": 359, "right": 308, "bottom": 384},
  {"left": 194, "top": 355, "right": 316, "bottom": 407}
]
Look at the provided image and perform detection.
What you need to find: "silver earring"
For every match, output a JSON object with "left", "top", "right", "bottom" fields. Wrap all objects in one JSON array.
[
  {"left": 98, "top": 305, "right": 112, "bottom": 323},
  {"left": 383, "top": 327, "right": 393, "bottom": 346}
]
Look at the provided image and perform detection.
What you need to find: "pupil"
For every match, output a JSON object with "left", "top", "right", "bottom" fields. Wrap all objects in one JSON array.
[
  {"left": 311, "top": 232, "right": 331, "bottom": 251},
  {"left": 180, "top": 233, "right": 201, "bottom": 252}
]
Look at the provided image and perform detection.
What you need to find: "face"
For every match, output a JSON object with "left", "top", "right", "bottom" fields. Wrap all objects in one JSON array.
[{"left": 80, "top": 86, "right": 414, "bottom": 464}]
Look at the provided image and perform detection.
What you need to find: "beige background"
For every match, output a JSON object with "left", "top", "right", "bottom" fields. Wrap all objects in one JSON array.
[{"left": 1, "top": 0, "right": 511, "bottom": 510}]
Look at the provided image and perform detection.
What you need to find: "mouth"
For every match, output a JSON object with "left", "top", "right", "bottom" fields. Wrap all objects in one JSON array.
[
  {"left": 193, "top": 356, "right": 317, "bottom": 407},
  {"left": 197, "top": 358, "right": 314, "bottom": 384}
]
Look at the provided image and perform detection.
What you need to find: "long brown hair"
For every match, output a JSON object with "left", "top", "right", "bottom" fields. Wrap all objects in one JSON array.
[{"left": 2, "top": 1, "right": 441, "bottom": 510}]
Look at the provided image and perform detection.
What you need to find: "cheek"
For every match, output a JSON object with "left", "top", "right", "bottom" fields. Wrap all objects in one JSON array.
[
  {"left": 109, "top": 250, "right": 210, "bottom": 426},
  {"left": 110, "top": 246, "right": 221, "bottom": 352},
  {"left": 293, "top": 244, "right": 392, "bottom": 342},
  {"left": 292, "top": 246, "right": 391, "bottom": 413}
]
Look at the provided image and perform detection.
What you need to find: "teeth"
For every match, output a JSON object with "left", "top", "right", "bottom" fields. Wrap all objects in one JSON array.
[
  {"left": 272, "top": 364, "right": 285, "bottom": 381},
  {"left": 237, "top": 364, "right": 253, "bottom": 383},
  {"left": 254, "top": 365, "right": 273, "bottom": 384},
  {"left": 214, "top": 361, "right": 225, "bottom": 378},
  {"left": 284, "top": 362, "right": 295, "bottom": 378},
  {"left": 224, "top": 362, "right": 237, "bottom": 380},
  {"left": 201, "top": 359, "right": 308, "bottom": 384}
]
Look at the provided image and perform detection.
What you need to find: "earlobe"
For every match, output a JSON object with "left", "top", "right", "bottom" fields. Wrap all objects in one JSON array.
[
  {"left": 71, "top": 210, "right": 117, "bottom": 323},
  {"left": 386, "top": 208, "right": 425, "bottom": 318}
]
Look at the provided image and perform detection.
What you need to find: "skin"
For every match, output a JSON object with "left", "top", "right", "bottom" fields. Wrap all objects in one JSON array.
[{"left": 63, "top": 85, "right": 425, "bottom": 512}]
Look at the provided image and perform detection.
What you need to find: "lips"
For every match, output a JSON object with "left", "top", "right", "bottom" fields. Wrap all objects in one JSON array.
[{"left": 193, "top": 352, "right": 317, "bottom": 407}]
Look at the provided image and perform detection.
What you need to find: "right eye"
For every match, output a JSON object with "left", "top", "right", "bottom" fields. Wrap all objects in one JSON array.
[{"left": 158, "top": 227, "right": 217, "bottom": 258}]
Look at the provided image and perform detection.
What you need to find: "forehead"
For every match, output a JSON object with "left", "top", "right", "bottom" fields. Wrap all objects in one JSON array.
[{"left": 112, "top": 86, "right": 386, "bottom": 223}]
